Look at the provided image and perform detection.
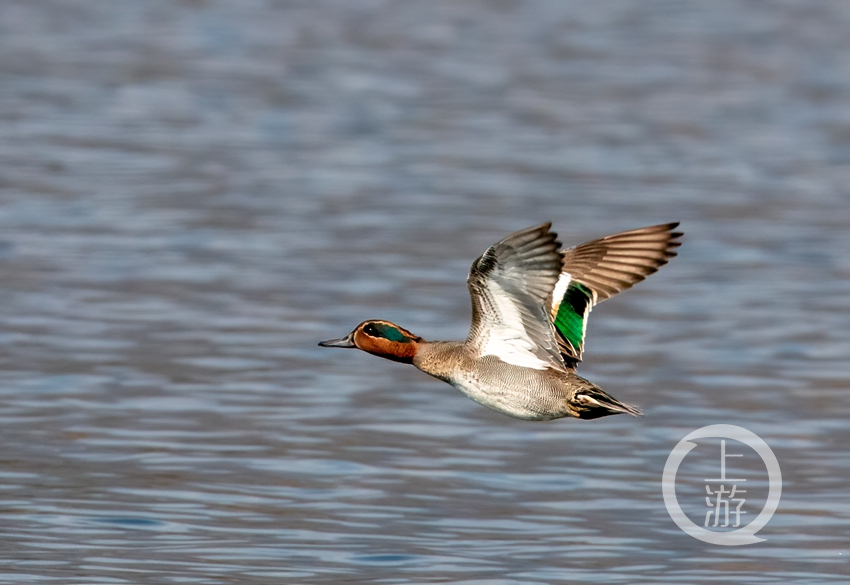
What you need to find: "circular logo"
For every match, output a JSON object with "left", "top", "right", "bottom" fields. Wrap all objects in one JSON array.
[{"left": 662, "top": 424, "right": 782, "bottom": 546}]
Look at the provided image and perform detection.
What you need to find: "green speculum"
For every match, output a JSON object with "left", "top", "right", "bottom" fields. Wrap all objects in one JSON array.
[{"left": 553, "top": 282, "right": 592, "bottom": 352}]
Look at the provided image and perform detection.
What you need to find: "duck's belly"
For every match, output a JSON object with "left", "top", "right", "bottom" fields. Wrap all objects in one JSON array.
[{"left": 446, "top": 367, "right": 575, "bottom": 421}]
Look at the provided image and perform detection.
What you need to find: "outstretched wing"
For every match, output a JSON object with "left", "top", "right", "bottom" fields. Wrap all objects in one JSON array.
[
  {"left": 466, "top": 224, "right": 565, "bottom": 371},
  {"left": 551, "top": 223, "right": 683, "bottom": 367}
]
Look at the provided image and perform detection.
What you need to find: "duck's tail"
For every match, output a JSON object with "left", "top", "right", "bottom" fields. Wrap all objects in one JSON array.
[{"left": 571, "top": 384, "right": 643, "bottom": 420}]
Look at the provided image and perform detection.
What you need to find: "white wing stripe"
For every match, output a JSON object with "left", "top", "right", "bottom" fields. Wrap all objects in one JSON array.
[{"left": 549, "top": 272, "right": 572, "bottom": 318}]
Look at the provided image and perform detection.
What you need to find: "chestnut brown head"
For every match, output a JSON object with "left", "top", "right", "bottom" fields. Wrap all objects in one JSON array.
[{"left": 319, "top": 320, "right": 422, "bottom": 364}]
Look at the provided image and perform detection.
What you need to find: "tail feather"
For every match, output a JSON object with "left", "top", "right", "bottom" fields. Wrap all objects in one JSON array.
[{"left": 572, "top": 385, "right": 642, "bottom": 420}]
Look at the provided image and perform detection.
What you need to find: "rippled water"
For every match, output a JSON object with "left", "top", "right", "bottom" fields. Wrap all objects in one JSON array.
[{"left": 1, "top": 1, "right": 848, "bottom": 583}]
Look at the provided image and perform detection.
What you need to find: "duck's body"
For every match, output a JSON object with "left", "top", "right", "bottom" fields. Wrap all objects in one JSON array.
[
  {"left": 414, "top": 342, "right": 629, "bottom": 420},
  {"left": 320, "top": 223, "right": 682, "bottom": 421}
]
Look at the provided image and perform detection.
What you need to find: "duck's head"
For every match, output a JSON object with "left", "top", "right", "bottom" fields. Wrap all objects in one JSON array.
[{"left": 318, "top": 320, "right": 422, "bottom": 364}]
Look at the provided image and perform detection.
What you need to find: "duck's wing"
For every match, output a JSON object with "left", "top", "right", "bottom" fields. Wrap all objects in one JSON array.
[
  {"left": 466, "top": 223, "right": 566, "bottom": 371},
  {"left": 551, "top": 223, "right": 683, "bottom": 367}
]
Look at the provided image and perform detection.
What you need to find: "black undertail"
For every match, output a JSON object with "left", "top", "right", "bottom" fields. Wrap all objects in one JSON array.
[{"left": 573, "top": 385, "right": 643, "bottom": 420}]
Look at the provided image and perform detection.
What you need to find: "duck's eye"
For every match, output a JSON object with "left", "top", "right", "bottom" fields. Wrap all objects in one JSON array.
[{"left": 363, "top": 324, "right": 379, "bottom": 336}]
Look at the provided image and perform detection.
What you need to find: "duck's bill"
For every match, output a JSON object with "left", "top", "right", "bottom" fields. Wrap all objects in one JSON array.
[{"left": 318, "top": 334, "right": 355, "bottom": 348}]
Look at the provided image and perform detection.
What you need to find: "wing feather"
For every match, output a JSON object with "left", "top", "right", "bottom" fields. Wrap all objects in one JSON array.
[
  {"left": 551, "top": 223, "right": 683, "bottom": 366},
  {"left": 466, "top": 224, "right": 565, "bottom": 371}
]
